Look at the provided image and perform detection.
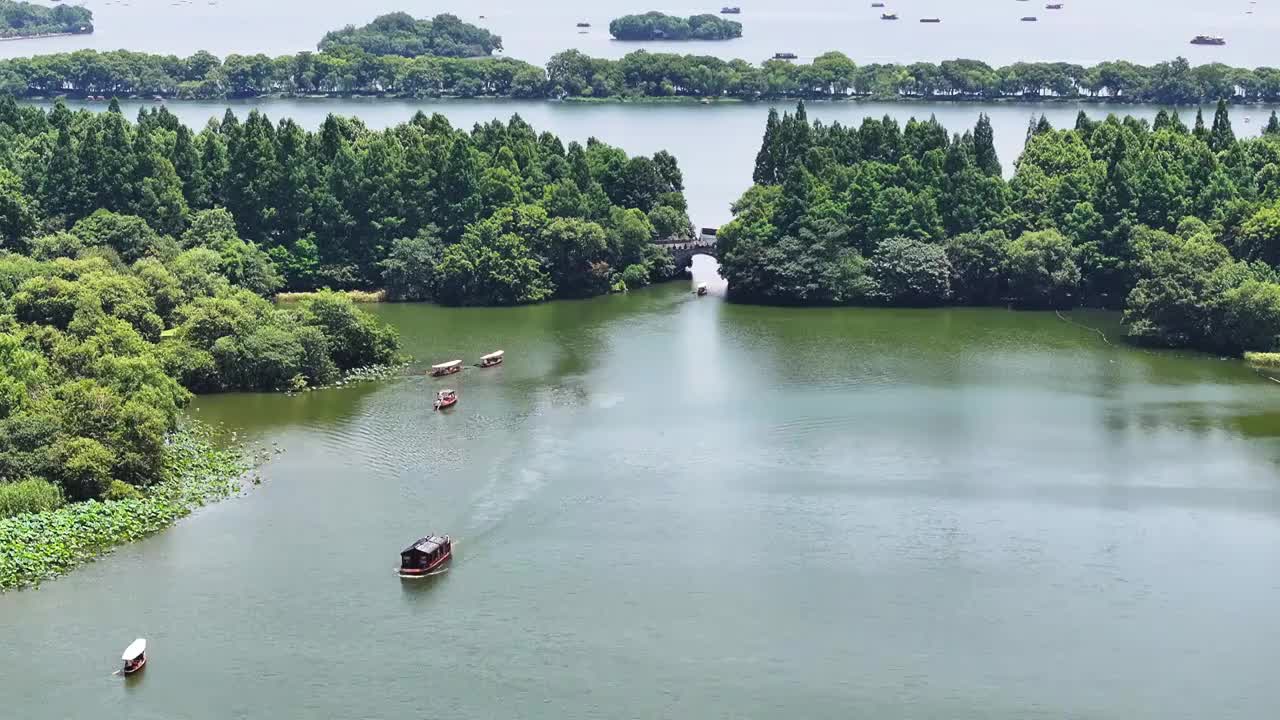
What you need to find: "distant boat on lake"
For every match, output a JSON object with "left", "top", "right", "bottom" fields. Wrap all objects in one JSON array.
[
  {"left": 871, "top": 2, "right": 885, "bottom": 6},
  {"left": 774, "top": 52, "right": 798, "bottom": 60},
  {"left": 576, "top": 21, "right": 591, "bottom": 27},
  {"left": 1190, "top": 34, "right": 1226, "bottom": 45},
  {"left": 920, "top": 17, "right": 941, "bottom": 23},
  {"left": 1021, "top": 15, "right": 1038, "bottom": 21},
  {"left": 1046, "top": 2, "right": 1063, "bottom": 8},
  {"left": 720, "top": 6, "right": 741, "bottom": 13},
  {"left": 881, "top": 11, "right": 899, "bottom": 20}
]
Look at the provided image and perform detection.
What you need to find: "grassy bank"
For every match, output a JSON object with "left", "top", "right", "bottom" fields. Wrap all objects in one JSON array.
[
  {"left": 275, "top": 289, "right": 386, "bottom": 303},
  {"left": 0, "top": 424, "right": 245, "bottom": 591}
]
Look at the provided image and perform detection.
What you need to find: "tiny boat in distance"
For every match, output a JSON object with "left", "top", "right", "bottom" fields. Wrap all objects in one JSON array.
[
  {"left": 881, "top": 11, "right": 899, "bottom": 19},
  {"left": 1190, "top": 34, "right": 1226, "bottom": 45},
  {"left": 1045, "top": 2, "right": 1063, "bottom": 8},
  {"left": 871, "top": 2, "right": 885, "bottom": 6},
  {"left": 479, "top": 350, "right": 504, "bottom": 368},
  {"left": 696, "top": 283, "right": 709, "bottom": 296},
  {"left": 1021, "top": 15, "right": 1038, "bottom": 21},
  {"left": 434, "top": 389, "right": 457, "bottom": 410},
  {"left": 576, "top": 21, "right": 590, "bottom": 27},
  {"left": 399, "top": 535, "right": 452, "bottom": 578},
  {"left": 920, "top": 17, "right": 941, "bottom": 23},
  {"left": 720, "top": 6, "right": 741, "bottom": 13},
  {"left": 121, "top": 638, "right": 146, "bottom": 675},
  {"left": 773, "top": 52, "right": 798, "bottom": 60},
  {"left": 430, "top": 359, "right": 462, "bottom": 377}
]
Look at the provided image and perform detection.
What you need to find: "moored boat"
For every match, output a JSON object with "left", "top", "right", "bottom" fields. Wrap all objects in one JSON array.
[
  {"left": 399, "top": 535, "right": 452, "bottom": 578},
  {"left": 430, "top": 359, "right": 462, "bottom": 377},
  {"left": 1190, "top": 34, "right": 1226, "bottom": 45},
  {"left": 121, "top": 638, "right": 146, "bottom": 675},
  {"left": 479, "top": 350, "right": 504, "bottom": 368},
  {"left": 433, "top": 389, "right": 457, "bottom": 410}
]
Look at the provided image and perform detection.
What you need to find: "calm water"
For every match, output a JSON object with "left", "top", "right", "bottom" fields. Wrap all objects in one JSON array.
[
  {"left": 5, "top": 0, "right": 1277, "bottom": 65},
  {"left": 4, "top": 271, "right": 1280, "bottom": 718},
  {"left": 34, "top": 96, "right": 1280, "bottom": 227}
]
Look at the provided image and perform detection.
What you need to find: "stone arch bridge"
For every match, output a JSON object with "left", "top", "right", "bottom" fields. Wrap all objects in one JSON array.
[{"left": 653, "top": 228, "right": 718, "bottom": 272}]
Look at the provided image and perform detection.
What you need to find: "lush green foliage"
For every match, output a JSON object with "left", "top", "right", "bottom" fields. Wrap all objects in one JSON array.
[
  {"left": 5, "top": 48, "right": 1280, "bottom": 103},
  {"left": 318, "top": 12, "right": 501, "bottom": 58},
  {"left": 0, "top": 100, "right": 688, "bottom": 303},
  {"left": 0, "top": 0, "right": 91, "bottom": 39},
  {"left": 608, "top": 13, "right": 742, "bottom": 41},
  {"left": 719, "top": 101, "right": 1280, "bottom": 355},
  {"left": 0, "top": 425, "right": 242, "bottom": 590},
  {"left": 0, "top": 478, "right": 62, "bottom": 519}
]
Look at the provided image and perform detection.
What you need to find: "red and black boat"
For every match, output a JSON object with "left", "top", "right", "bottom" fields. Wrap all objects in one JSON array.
[
  {"left": 433, "top": 389, "right": 457, "bottom": 410},
  {"left": 398, "top": 535, "right": 452, "bottom": 578}
]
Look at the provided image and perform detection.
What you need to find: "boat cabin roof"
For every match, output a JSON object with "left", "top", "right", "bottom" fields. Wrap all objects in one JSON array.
[
  {"left": 122, "top": 638, "right": 146, "bottom": 660},
  {"left": 432, "top": 360, "right": 462, "bottom": 370},
  {"left": 481, "top": 350, "right": 505, "bottom": 360},
  {"left": 402, "top": 535, "right": 449, "bottom": 555}
]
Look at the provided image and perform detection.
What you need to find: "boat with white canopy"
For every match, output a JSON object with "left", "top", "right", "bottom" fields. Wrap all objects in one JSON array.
[
  {"left": 430, "top": 360, "right": 462, "bottom": 377},
  {"left": 480, "top": 350, "right": 504, "bottom": 368},
  {"left": 121, "top": 638, "right": 146, "bottom": 674}
]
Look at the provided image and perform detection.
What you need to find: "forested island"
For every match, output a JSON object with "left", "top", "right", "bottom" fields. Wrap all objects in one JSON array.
[
  {"left": 318, "top": 12, "right": 501, "bottom": 58},
  {"left": 719, "top": 101, "right": 1280, "bottom": 356},
  {"left": 608, "top": 12, "right": 742, "bottom": 41},
  {"left": 0, "top": 48, "right": 1277, "bottom": 103},
  {"left": 0, "top": 0, "right": 91, "bottom": 39}
]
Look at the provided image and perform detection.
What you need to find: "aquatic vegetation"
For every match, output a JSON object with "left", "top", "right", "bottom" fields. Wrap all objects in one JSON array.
[{"left": 0, "top": 425, "right": 244, "bottom": 591}]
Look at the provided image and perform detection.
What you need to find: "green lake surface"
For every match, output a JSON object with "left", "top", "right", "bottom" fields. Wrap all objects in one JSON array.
[{"left": 3, "top": 264, "right": 1280, "bottom": 718}]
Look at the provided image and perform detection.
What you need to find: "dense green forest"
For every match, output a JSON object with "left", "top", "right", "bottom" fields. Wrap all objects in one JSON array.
[
  {"left": 608, "top": 12, "right": 742, "bottom": 41},
  {"left": 2, "top": 48, "right": 1277, "bottom": 103},
  {"left": 317, "top": 12, "right": 501, "bottom": 58},
  {"left": 0, "top": 99, "right": 689, "bottom": 300},
  {"left": 0, "top": 0, "right": 91, "bottom": 39},
  {"left": 718, "top": 101, "right": 1280, "bottom": 356}
]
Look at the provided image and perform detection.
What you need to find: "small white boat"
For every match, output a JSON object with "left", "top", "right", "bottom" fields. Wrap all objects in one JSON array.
[
  {"left": 479, "top": 350, "right": 504, "bottom": 368},
  {"left": 121, "top": 638, "right": 146, "bottom": 675},
  {"left": 696, "top": 282, "right": 708, "bottom": 296},
  {"left": 430, "top": 360, "right": 463, "bottom": 377}
]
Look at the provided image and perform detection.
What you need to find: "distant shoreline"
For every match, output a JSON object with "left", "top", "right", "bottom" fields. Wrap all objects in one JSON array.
[{"left": 0, "top": 30, "right": 90, "bottom": 42}]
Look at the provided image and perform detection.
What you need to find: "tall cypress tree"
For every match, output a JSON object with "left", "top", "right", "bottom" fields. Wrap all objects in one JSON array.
[
  {"left": 753, "top": 107, "right": 781, "bottom": 185},
  {"left": 1266, "top": 110, "right": 1280, "bottom": 135},
  {"left": 1192, "top": 108, "right": 1208, "bottom": 141},
  {"left": 1209, "top": 99, "right": 1235, "bottom": 152},
  {"left": 973, "top": 113, "right": 1000, "bottom": 176}
]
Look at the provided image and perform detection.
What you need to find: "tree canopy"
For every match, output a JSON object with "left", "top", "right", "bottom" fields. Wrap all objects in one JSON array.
[
  {"left": 608, "top": 13, "right": 742, "bottom": 41},
  {"left": 318, "top": 12, "right": 502, "bottom": 58},
  {"left": 719, "top": 101, "right": 1280, "bottom": 356},
  {"left": 0, "top": 0, "right": 92, "bottom": 39}
]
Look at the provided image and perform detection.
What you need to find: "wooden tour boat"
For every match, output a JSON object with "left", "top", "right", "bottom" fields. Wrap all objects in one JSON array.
[
  {"left": 121, "top": 638, "right": 146, "bottom": 675},
  {"left": 430, "top": 360, "right": 462, "bottom": 377},
  {"left": 399, "top": 535, "right": 452, "bottom": 578},
  {"left": 480, "top": 350, "right": 505, "bottom": 368},
  {"left": 434, "top": 389, "right": 457, "bottom": 410}
]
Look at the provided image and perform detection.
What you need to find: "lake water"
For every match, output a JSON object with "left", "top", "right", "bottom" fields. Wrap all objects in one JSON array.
[
  {"left": 34, "top": 96, "right": 1280, "bottom": 227},
  {"left": 3, "top": 278, "right": 1280, "bottom": 719},
  {"left": 7, "top": 0, "right": 1278, "bottom": 66}
]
